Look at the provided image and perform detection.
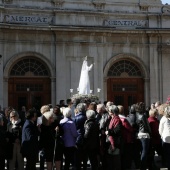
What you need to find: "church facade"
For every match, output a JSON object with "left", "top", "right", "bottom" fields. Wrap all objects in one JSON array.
[{"left": 0, "top": 0, "right": 170, "bottom": 111}]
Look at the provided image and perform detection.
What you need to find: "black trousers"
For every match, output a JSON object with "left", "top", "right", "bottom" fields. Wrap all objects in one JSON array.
[
  {"left": 25, "top": 154, "right": 37, "bottom": 170},
  {"left": 86, "top": 149, "right": 98, "bottom": 170},
  {"left": 75, "top": 146, "right": 87, "bottom": 170},
  {"left": 64, "top": 147, "right": 75, "bottom": 170},
  {"left": 0, "top": 156, "right": 5, "bottom": 170}
]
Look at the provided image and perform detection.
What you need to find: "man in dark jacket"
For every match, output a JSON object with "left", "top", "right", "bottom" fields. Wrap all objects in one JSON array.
[
  {"left": 74, "top": 103, "right": 87, "bottom": 170},
  {"left": 21, "top": 109, "right": 39, "bottom": 170},
  {"left": 0, "top": 115, "right": 8, "bottom": 170}
]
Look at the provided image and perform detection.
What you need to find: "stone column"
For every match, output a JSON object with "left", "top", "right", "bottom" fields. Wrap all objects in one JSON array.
[
  {"left": 51, "top": 77, "right": 56, "bottom": 106},
  {"left": 144, "top": 78, "right": 150, "bottom": 106}
]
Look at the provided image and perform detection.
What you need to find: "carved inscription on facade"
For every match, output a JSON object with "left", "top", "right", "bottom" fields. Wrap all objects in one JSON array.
[
  {"left": 104, "top": 20, "right": 148, "bottom": 28},
  {"left": 2, "top": 14, "right": 52, "bottom": 24}
]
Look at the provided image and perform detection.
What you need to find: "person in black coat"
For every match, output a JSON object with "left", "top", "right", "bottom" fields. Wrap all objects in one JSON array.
[
  {"left": 84, "top": 109, "right": 100, "bottom": 170},
  {"left": 40, "top": 110, "right": 64, "bottom": 170},
  {"left": 74, "top": 103, "right": 87, "bottom": 170},
  {"left": 0, "top": 115, "right": 8, "bottom": 170},
  {"left": 21, "top": 109, "right": 39, "bottom": 170}
]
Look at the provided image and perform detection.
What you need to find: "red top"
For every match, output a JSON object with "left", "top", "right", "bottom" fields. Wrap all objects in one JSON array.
[
  {"left": 109, "top": 115, "right": 122, "bottom": 147},
  {"left": 148, "top": 117, "right": 161, "bottom": 145},
  {"left": 119, "top": 115, "right": 134, "bottom": 143}
]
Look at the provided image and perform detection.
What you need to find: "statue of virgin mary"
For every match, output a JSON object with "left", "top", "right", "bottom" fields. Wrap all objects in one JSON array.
[{"left": 78, "top": 56, "right": 94, "bottom": 95}]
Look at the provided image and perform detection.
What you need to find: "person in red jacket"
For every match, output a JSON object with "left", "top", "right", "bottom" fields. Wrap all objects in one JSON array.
[
  {"left": 105, "top": 105, "right": 122, "bottom": 170},
  {"left": 148, "top": 109, "right": 162, "bottom": 169},
  {"left": 118, "top": 105, "right": 134, "bottom": 170}
]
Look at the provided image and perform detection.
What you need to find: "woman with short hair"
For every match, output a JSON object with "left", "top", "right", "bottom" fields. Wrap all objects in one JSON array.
[
  {"left": 105, "top": 105, "right": 122, "bottom": 170},
  {"left": 7, "top": 110, "right": 24, "bottom": 170},
  {"left": 84, "top": 109, "right": 100, "bottom": 170},
  {"left": 60, "top": 108, "right": 78, "bottom": 170},
  {"left": 159, "top": 106, "right": 170, "bottom": 169},
  {"left": 40, "top": 110, "right": 63, "bottom": 170}
]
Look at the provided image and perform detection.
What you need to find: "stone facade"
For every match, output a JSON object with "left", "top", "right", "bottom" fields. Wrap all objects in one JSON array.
[{"left": 0, "top": 0, "right": 170, "bottom": 109}]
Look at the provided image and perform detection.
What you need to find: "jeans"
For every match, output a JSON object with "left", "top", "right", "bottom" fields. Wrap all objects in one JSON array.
[
  {"left": 140, "top": 138, "right": 150, "bottom": 170},
  {"left": 162, "top": 142, "right": 170, "bottom": 169}
]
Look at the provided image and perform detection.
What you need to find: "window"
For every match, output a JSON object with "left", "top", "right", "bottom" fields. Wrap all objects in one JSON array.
[
  {"left": 108, "top": 60, "right": 142, "bottom": 77},
  {"left": 10, "top": 58, "right": 49, "bottom": 76}
]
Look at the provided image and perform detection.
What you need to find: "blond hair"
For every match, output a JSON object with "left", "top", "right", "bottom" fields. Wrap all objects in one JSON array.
[
  {"left": 164, "top": 106, "right": 170, "bottom": 118},
  {"left": 42, "top": 110, "right": 54, "bottom": 125},
  {"left": 117, "top": 105, "right": 124, "bottom": 115},
  {"left": 40, "top": 105, "right": 50, "bottom": 114},
  {"left": 149, "top": 109, "right": 158, "bottom": 117},
  {"left": 158, "top": 103, "right": 169, "bottom": 116}
]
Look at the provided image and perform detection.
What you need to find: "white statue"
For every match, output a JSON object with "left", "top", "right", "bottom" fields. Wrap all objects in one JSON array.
[{"left": 78, "top": 56, "right": 94, "bottom": 95}]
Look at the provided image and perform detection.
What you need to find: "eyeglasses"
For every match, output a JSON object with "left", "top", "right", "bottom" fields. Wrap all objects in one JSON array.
[{"left": 10, "top": 115, "right": 16, "bottom": 118}]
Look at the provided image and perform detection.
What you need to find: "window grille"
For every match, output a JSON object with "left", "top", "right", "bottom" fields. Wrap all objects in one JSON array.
[
  {"left": 10, "top": 58, "right": 49, "bottom": 76},
  {"left": 108, "top": 60, "right": 142, "bottom": 77}
]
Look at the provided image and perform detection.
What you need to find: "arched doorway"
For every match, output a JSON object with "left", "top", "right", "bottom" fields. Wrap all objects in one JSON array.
[
  {"left": 107, "top": 59, "right": 144, "bottom": 114},
  {"left": 8, "top": 57, "right": 51, "bottom": 111}
]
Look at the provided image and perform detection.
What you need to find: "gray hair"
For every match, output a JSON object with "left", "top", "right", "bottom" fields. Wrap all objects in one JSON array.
[
  {"left": 63, "top": 108, "right": 72, "bottom": 118},
  {"left": 164, "top": 106, "right": 170, "bottom": 118},
  {"left": 97, "top": 104, "right": 105, "bottom": 111},
  {"left": 108, "top": 105, "right": 119, "bottom": 115},
  {"left": 10, "top": 110, "right": 19, "bottom": 122},
  {"left": 76, "top": 103, "right": 86, "bottom": 112},
  {"left": 86, "top": 109, "right": 96, "bottom": 119}
]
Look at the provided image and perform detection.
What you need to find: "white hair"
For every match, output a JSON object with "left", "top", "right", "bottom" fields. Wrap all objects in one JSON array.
[
  {"left": 97, "top": 104, "right": 105, "bottom": 113},
  {"left": 86, "top": 110, "right": 96, "bottom": 119},
  {"left": 63, "top": 108, "right": 72, "bottom": 118}
]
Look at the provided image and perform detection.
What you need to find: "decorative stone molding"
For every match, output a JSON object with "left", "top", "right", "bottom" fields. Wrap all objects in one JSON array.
[
  {"left": 157, "top": 44, "right": 170, "bottom": 53},
  {"left": 139, "top": 3, "right": 149, "bottom": 11},
  {"left": 52, "top": 0, "right": 64, "bottom": 8},
  {"left": 92, "top": 0, "right": 105, "bottom": 10},
  {"left": 3, "top": 0, "right": 13, "bottom": 4},
  {"left": 162, "top": 6, "right": 170, "bottom": 14}
]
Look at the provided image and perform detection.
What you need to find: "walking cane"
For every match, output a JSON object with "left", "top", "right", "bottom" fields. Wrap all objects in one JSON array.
[{"left": 52, "top": 129, "right": 58, "bottom": 170}]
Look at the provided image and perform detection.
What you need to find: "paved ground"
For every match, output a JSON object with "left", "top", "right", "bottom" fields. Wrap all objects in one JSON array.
[{"left": 5, "top": 155, "right": 169, "bottom": 170}]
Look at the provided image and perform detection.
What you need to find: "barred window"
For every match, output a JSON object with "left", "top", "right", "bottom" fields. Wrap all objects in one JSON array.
[
  {"left": 107, "top": 60, "right": 142, "bottom": 77},
  {"left": 10, "top": 58, "right": 49, "bottom": 76}
]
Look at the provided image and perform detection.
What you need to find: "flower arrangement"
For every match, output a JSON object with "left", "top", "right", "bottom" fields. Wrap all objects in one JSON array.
[
  {"left": 166, "top": 95, "right": 170, "bottom": 104},
  {"left": 71, "top": 93, "right": 99, "bottom": 106}
]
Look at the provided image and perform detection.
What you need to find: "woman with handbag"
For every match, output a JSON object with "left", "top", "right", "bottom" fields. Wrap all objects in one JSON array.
[{"left": 105, "top": 105, "right": 122, "bottom": 170}]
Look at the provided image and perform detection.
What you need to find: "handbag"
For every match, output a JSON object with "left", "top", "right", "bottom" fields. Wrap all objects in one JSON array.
[{"left": 108, "top": 145, "right": 120, "bottom": 155}]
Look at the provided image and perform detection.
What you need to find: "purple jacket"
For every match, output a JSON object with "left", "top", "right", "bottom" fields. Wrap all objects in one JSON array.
[{"left": 60, "top": 118, "right": 78, "bottom": 147}]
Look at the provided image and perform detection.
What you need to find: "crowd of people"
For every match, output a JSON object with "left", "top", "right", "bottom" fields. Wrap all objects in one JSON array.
[{"left": 0, "top": 100, "right": 170, "bottom": 170}]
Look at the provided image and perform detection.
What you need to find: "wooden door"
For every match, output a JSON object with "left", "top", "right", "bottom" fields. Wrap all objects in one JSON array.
[
  {"left": 107, "top": 78, "right": 144, "bottom": 114},
  {"left": 8, "top": 77, "right": 51, "bottom": 111}
]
